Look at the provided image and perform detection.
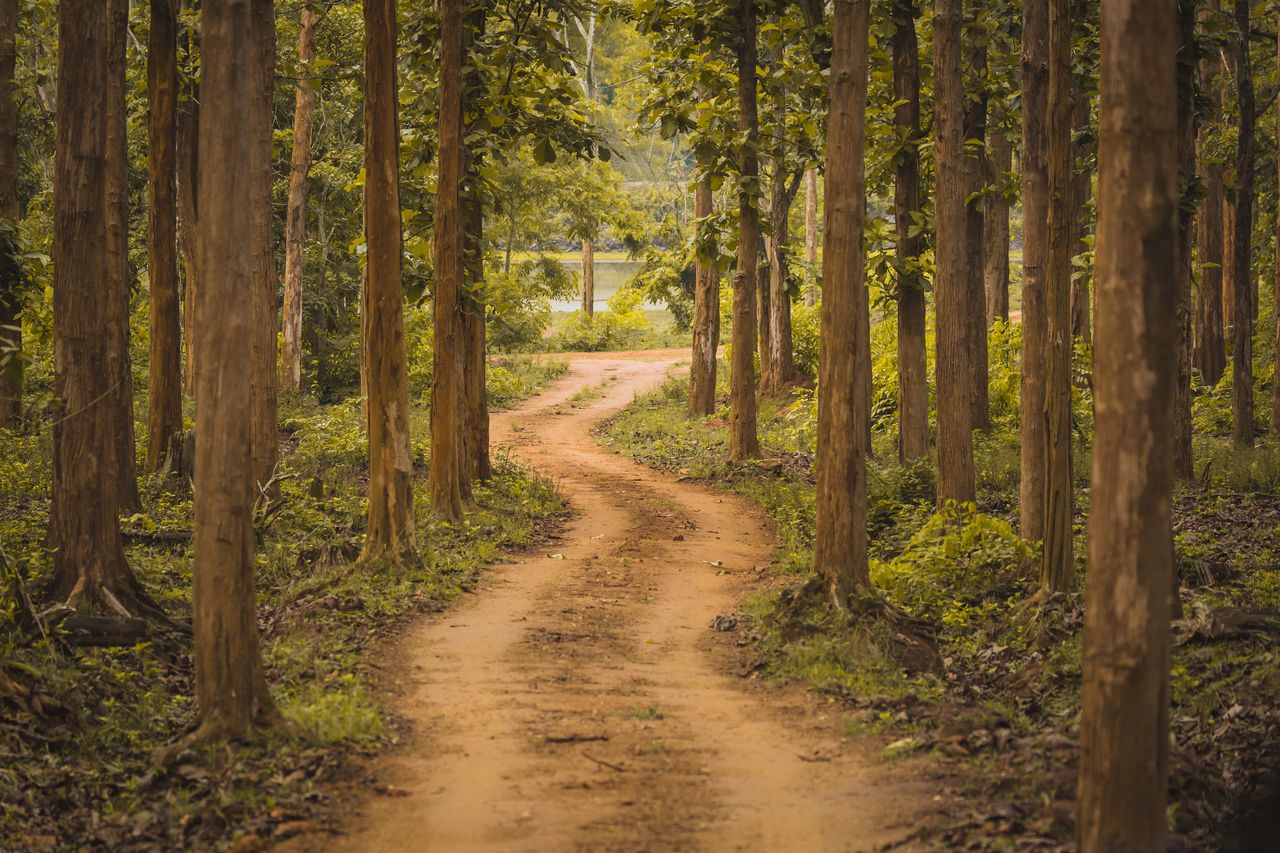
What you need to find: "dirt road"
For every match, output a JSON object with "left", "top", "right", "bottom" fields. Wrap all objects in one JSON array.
[{"left": 320, "top": 350, "right": 940, "bottom": 852}]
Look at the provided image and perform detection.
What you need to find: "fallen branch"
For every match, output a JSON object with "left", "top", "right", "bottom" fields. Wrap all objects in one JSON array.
[{"left": 1176, "top": 606, "right": 1280, "bottom": 643}]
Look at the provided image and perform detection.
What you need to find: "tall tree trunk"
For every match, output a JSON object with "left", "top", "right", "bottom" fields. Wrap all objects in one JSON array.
[
  {"left": 1195, "top": 8, "right": 1225, "bottom": 387},
  {"left": 177, "top": 4, "right": 199, "bottom": 397},
  {"left": 50, "top": 0, "right": 149, "bottom": 616},
  {"left": 757, "top": 235, "right": 773, "bottom": 392},
  {"left": 687, "top": 174, "right": 719, "bottom": 417},
  {"left": 1222, "top": 189, "right": 1235, "bottom": 324},
  {"left": 964, "top": 36, "right": 989, "bottom": 431},
  {"left": 893, "top": 0, "right": 929, "bottom": 462},
  {"left": 1173, "top": 0, "right": 1195, "bottom": 478},
  {"left": 430, "top": 0, "right": 465, "bottom": 518},
  {"left": 362, "top": 0, "right": 417, "bottom": 559},
  {"left": 105, "top": 0, "right": 141, "bottom": 513},
  {"left": 461, "top": 7, "right": 489, "bottom": 485},
  {"left": 1069, "top": 88, "right": 1093, "bottom": 344},
  {"left": 1077, "top": 0, "right": 1176, "bottom": 844},
  {"left": 249, "top": 0, "right": 278, "bottom": 491},
  {"left": 0, "top": 0, "right": 20, "bottom": 428},
  {"left": 280, "top": 4, "right": 318, "bottom": 396},
  {"left": 803, "top": 166, "right": 818, "bottom": 308},
  {"left": 729, "top": 0, "right": 761, "bottom": 462},
  {"left": 1273, "top": 11, "right": 1280, "bottom": 436},
  {"left": 190, "top": 0, "right": 276, "bottom": 741},
  {"left": 1041, "top": 0, "right": 1074, "bottom": 596},
  {"left": 814, "top": 0, "right": 871, "bottom": 605},
  {"left": 1231, "top": 0, "right": 1254, "bottom": 448},
  {"left": 984, "top": 131, "right": 1011, "bottom": 324},
  {"left": 461, "top": 198, "right": 488, "bottom": 484},
  {"left": 933, "top": 0, "right": 974, "bottom": 504},
  {"left": 1020, "top": 0, "right": 1049, "bottom": 538},
  {"left": 146, "top": 0, "right": 183, "bottom": 473},
  {"left": 580, "top": 238, "right": 594, "bottom": 316},
  {"left": 766, "top": 172, "right": 796, "bottom": 394}
]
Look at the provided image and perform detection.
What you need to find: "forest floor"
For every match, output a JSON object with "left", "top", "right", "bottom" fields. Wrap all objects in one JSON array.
[{"left": 284, "top": 350, "right": 952, "bottom": 853}]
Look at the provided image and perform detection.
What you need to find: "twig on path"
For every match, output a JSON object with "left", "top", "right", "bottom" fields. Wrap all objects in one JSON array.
[
  {"left": 581, "top": 750, "right": 626, "bottom": 772},
  {"left": 546, "top": 733, "right": 610, "bottom": 744}
]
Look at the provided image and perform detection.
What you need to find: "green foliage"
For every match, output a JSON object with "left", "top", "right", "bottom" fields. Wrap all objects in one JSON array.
[
  {"left": 871, "top": 503, "right": 1034, "bottom": 634},
  {"left": 546, "top": 288, "right": 652, "bottom": 352}
]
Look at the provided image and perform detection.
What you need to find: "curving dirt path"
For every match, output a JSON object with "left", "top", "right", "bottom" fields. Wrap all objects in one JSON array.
[{"left": 308, "top": 350, "right": 942, "bottom": 852}]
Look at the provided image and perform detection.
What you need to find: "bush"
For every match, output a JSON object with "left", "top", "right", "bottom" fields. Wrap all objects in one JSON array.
[{"left": 546, "top": 288, "right": 651, "bottom": 352}]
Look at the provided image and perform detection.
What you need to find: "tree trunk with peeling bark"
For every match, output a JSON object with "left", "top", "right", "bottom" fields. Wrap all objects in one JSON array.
[
  {"left": 814, "top": 0, "right": 871, "bottom": 605},
  {"left": 249, "top": 0, "right": 278, "bottom": 492},
  {"left": 280, "top": 4, "right": 318, "bottom": 396},
  {"left": 688, "top": 174, "right": 719, "bottom": 418},
  {"left": 893, "top": 0, "right": 928, "bottom": 462},
  {"left": 0, "top": 0, "right": 21, "bottom": 427},
  {"left": 146, "top": 0, "right": 183, "bottom": 473},
  {"left": 984, "top": 131, "right": 1011, "bottom": 324},
  {"left": 430, "top": 0, "right": 466, "bottom": 518},
  {"left": 933, "top": 0, "right": 974, "bottom": 504},
  {"left": 1020, "top": 0, "right": 1049, "bottom": 539},
  {"left": 362, "top": 0, "right": 418, "bottom": 560},
  {"left": 189, "top": 0, "right": 276, "bottom": 742},
  {"left": 1077, "top": 0, "right": 1176, "bottom": 844},
  {"left": 105, "top": 0, "right": 140, "bottom": 513},
  {"left": 729, "top": 0, "right": 760, "bottom": 462}
]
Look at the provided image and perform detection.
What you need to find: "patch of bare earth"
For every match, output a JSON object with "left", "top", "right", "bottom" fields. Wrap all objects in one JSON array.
[{"left": 285, "top": 351, "right": 949, "bottom": 852}]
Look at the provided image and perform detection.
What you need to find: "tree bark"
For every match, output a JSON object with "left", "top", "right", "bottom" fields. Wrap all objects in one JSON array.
[
  {"left": 814, "top": 0, "right": 871, "bottom": 605},
  {"left": 688, "top": 175, "right": 719, "bottom": 417},
  {"left": 933, "top": 0, "right": 974, "bottom": 504},
  {"left": 729, "top": 0, "right": 761, "bottom": 462},
  {"left": 1040, "top": 0, "right": 1073, "bottom": 595},
  {"left": 803, "top": 166, "right": 818, "bottom": 307},
  {"left": 0, "top": 0, "right": 20, "bottom": 428},
  {"left": 146, "top": 0, "right": 183, "bottom": 473},
  {"left": 1173, "top": 0, "right": 1195, "bottom": 479},
  {"left": 177, "top": 3, "right": 200, "bottom": 397},
  {"left": 580, "top": 238, "right": 594, "bottom": 316},
  {"left": 964, "top": 36, "right": 989, "bottom": 432},
  {"left": 50, "top": 0, "right": 147, "bottom": 616},
  {"left": 1077, "top": 0, "right": 1176, "bottom": 844},
  {"left": 893, "top": 0, "right": 929, "bottom": 462},
  {"left": 461, "top": 194, "right": 489, "bottom": 484},
  {"left": 249, "top": 0, "right": 278, "bottom": 491},
  {"left": 362, "top": 0, "right": 418, "bottom": 560},
  {"left": 1231, "top": 0, "right": 1254, "bottom": 448},
  {"left": 1020, "top": 0, "right": 1049, "bottom": 539},
  {"left": 984, "top": 131, "right": 1011, "bottom": 324},
  {"left": 765, "top": 169, "right": 796, "bottom": 394},
  {"left": 1273, "top": 10, "right": 1280, "bottom": 436},
  {"left": 1195, "top": 7, "right": 1225, "bottom": 387},
  {"left": 105, "top": 0, "right": 141, "bottom": 513},
  {"left": 1069, "top": 87, "right": 1093, "bottom": 344},
  {"left": 190, "top": 0, "right": 276, "bottom": 740},
  {"left": 461, "top": 7, "right": 489, "bottom": 485},
  {"left": 280, "top": 4, "right": 318, "bottom": 396},
  {"left": 430, "top": 0, "right": 465, "bottom": 518}
]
